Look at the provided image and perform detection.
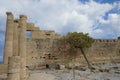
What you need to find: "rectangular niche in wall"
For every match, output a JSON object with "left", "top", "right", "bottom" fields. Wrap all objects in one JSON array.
[{"left": 26, "top": 31, "right": 32, "bottom": 39}]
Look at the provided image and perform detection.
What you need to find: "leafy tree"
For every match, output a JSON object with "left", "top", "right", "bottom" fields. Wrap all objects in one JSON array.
[{"left": 65, "top": 32, "right": 94, "bottom": 69}]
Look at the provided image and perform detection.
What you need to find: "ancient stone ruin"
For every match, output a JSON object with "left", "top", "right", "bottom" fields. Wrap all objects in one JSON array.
[{"left": 2, "top": 12, "right": 120, "bottom": 80}]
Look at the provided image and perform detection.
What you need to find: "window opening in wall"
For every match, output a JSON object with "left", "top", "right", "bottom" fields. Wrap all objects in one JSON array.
[
  {"left": 26, "top": 31, "right": 32, "bottom": 39},
  {"left": 46, "top": 33, "right": 51, "bottom": 36}
]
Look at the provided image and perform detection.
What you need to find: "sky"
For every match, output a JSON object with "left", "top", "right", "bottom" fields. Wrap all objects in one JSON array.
[{"left": 0, "top": 0, "right": 120, "bottom": 61}]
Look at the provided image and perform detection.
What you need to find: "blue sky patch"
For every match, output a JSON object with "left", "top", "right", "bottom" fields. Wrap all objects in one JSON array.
[{"left": 94, "top": 0, "right": 119, "bottom": 4}]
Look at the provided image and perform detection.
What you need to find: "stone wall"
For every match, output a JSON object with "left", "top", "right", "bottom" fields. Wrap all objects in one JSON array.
[
  {"left": 88, "top": 39, "right": 120, "bottom": 65},
  {"left": 26, "top": 37, "right": 120, "bottom": 68},
  {"left": 26, "top": 38, "right": 65, "bottom": 68}
]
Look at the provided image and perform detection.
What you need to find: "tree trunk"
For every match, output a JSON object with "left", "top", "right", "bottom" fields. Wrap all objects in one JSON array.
[{"left": 80, "top": 47, "right": 92, "bottom": 69}]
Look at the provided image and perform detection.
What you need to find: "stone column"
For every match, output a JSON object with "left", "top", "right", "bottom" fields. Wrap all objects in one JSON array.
[
  {"left": 13, "top": 20, "right": 19, "bottom": 56},
  {"left": 7, "top": 56, "right": 20, "bottom": 80},
  {"left": 19, "top": 15, "right": 27, "bottom": 80},
  {"left": 4, "top": 12, "right": 14, "bottom": 65}
]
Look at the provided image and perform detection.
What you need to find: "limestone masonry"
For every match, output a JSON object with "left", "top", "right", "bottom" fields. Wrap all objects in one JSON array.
[{"left": 2, "top": 12, "right": 120, "bottom": 80}]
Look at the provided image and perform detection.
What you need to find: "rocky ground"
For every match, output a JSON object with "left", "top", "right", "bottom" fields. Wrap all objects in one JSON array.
[
  {"left": 0, "top": 63, "right": 120, "bottom": 80},
  {"left": 27, "top": 63, "right": 120, "bottom": 80}
]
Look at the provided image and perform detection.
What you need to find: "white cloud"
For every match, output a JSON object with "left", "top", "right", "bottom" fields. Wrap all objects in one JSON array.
[
  {"left": 0, "top": 0, "right": 119, "bottom": 39},
  {"left": 97, "top": 13, "right": 120, "bottom": 38}
]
